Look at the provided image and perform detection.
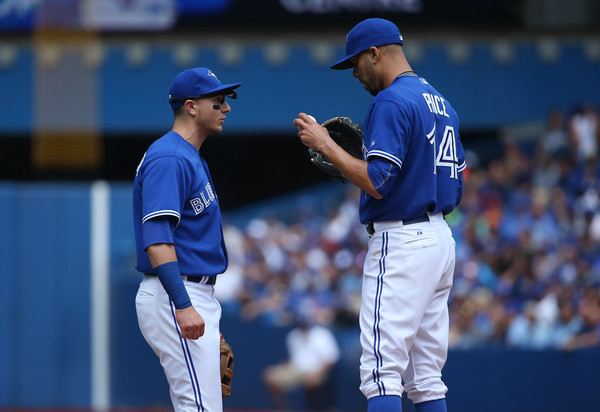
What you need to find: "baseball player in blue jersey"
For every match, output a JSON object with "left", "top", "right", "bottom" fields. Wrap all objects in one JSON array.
[
  {"left": 133, "top": 67, "right": 241, "bottom": 412},
  {"left": 294, "top": 19, "right": 465, "bottom": 412}
]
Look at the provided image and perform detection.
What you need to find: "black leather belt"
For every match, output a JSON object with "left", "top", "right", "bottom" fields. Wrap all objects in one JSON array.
[
  {"left": 365, "top": 214, "right": 430, "bottom": 236},
  {"left": 185, "top": 275, "right": 217, "bottom": 285},
  {"left": 145, "top": 273, "right": 217, "bottom": 285},
  {"left": 401, "top": 214, "right": 431, "bottom": 225}
]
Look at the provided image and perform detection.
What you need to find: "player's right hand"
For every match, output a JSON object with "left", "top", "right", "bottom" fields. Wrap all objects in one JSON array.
[
  {"left": 294, "top": 113, "right": 332, "bottom": 154},
  {"left": 176, "top": 306, "right": 205, "bottom": 340}
]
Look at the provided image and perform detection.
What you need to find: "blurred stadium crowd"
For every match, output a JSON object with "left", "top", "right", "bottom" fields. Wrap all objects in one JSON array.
[{"left": 214, "top": 103, "right": 600, "bottom": 352}]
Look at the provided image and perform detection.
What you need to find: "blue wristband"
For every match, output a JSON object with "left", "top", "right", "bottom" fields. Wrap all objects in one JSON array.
[{"left": 154, "top": 261, "right": 192, "bottom": 310}]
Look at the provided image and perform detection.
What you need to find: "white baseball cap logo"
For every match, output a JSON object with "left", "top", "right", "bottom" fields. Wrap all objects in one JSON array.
[{"left": 207, "top": 69, "right": 219, "bottom": 81}]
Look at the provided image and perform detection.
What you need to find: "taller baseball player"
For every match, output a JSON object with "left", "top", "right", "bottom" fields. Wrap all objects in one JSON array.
[
  {"left": 294, "top": 19, "right": 465, "bottom": 412},
  {"left": 133, "top": 67, "right": 241, "bottom": 412}
]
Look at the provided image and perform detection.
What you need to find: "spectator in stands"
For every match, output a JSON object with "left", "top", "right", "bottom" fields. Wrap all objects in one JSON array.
[
  {"left": 506, "top": 297, "right": 560, "bottom": 349},
  {"left": 568, "top": 104, "right": 599, "bottom": 164},
  {"left": 563, "top": 287, "right": 600, "bottom": 350},
  {"left": 539, "top": 107, "right": 570, "bottom": 157},
  {"left": 551, "top": 296, "right": 583, "bottom": 349},
  {"left": 263, "top": 314, "right": 341, "bottom": 410},
  {"left": 506, "top": 300, "right": 539, "bottom": 349},
  {"left": 448, "top": 288, "right": 504, "bottom": 349},
  {"left": 563, "top": 286, "right": 600, "bottom": 350}
]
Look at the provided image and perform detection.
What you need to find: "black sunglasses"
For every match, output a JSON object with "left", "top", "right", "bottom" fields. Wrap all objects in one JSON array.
[{"left": 169, "top": 90, "right": 238, "bottom": 103}]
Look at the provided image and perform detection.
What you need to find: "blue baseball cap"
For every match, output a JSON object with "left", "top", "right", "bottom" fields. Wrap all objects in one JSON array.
[
  {"left": 168, "top": 67, "right": 241, "bottom": 110},
  {"left": 331, "top": 18, "right": 404, "bottom": 70}
]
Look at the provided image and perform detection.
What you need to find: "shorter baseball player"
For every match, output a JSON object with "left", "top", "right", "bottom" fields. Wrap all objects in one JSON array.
[
  {"left": 295, "top": 19, "right": 465, "bottom": 412},
  {"left": 133, "top": 67, "right": 241, "bottom": 412}
]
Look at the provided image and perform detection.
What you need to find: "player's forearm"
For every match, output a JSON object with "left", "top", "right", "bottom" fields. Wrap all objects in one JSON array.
[
  {"left": 324, "top": 143, "right": 382, "bottom": 198},
  {"left": 146, "top": 243, "right": 192, "bottom": 310},
  {"left": 343, "top": 161, "right": 382, "bottom": 199},
  {"left": 146, "top": 243, "right": 178, "bottom": 268}
]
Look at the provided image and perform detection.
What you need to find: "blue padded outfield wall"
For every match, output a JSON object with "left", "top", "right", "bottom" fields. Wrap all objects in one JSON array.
[
  {"left": 0, "top": 181, "right": 599, "bottom": 412},
  {"left": 0, "top": 37, "right": 599, "bottom": 135}
]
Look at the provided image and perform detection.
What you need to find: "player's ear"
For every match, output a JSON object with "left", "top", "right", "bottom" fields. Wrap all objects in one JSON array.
[
  {"left": 183, "top": 99, "right": 198, "bottom": 116},
  {"left": 368, "top": 47, "right": 379, "bottom": 63}
]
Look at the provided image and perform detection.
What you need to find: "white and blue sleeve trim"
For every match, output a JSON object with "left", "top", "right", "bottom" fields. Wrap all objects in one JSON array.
[
  {"left": 367, "top": 150, "right": 403, "bottom": 168},
  {"left": 142, "top": 210, "right": 181, "bottom": 225}
]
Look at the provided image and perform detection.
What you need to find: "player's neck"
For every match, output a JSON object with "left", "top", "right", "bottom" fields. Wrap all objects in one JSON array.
[
  {"left": 172, "top": 124, "right": 206, "bottom": 151},
  {"left": 382, "top": 60, "right": 413, "bottom": 89}
]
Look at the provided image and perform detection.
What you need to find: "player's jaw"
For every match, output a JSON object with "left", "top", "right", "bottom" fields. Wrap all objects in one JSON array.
[
  {"left": 353, "top": 58, "right": 380, "bottom": 96},
  {"left": 361, "top": 79, "right": 378, "bottom": 96},
  {"left": 209, "top": 118, "right": 225, "bottom": 135},
  {"left": 214, "top": 108, "right": 229, "bottom": 133},
  {"left": 358, "top": 74, "right": 380, "bottom": 96}
]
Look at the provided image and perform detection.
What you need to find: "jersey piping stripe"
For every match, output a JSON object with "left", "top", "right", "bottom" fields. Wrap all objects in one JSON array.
[
  {"left": 371, "top": 231, "right": 388, "bottom": 396},
  {"left": 170, "top": 300, "right": 204, "bottom": 412},
  {"left": 142, "top": 210, "right": 181, "bottom": 225},
  {"left": 374, "top": 162, "right": 394, "bottom": 191},
  {"left": 457, "top": 161, "right": 467, "bottom": 172},
  {"left": 368, "top": 150, "right": 402, "bottom": 168}
]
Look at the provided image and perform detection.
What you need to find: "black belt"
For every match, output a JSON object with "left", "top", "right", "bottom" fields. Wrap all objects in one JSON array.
[
  {"left": 365, "top": 214, "right": 430, "bottom": 236},
  {"left": 185, "top": 275, "right": 217, "bottom": 285},
  {"left": 145, "top": 273, "right": 217, "bottom": 285}
]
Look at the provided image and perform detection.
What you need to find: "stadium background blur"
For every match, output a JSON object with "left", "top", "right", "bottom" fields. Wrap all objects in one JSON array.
[{"left": 1, "top": 1, "right": 600, "bottom": 412}]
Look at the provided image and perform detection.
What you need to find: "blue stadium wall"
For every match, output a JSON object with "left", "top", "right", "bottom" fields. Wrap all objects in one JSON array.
[
  {"left": 1, "top": 182, "right": 599, "bottom": 412},
  {"left": 0, "top": 37, "right": 599, "bottom": 135}
]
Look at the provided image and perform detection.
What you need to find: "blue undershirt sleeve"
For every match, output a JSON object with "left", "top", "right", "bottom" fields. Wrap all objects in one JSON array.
[
  {"left": 367, "top": 156, "right": 400, "bottom": 198},
  {"left": 142, "top": 216, "right": 175, "bottom": 250}
]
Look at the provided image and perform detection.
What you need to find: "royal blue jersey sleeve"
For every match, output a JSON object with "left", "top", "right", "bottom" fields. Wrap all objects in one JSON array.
[
  {"left": 140, "top": 155, "right": 189, "bottom": 225},
  {"left": 364, "top": 99, "right": 407, "bottom": 168},
  {"left": 142, "top": 216, "right": 176, "bottom": 250}
]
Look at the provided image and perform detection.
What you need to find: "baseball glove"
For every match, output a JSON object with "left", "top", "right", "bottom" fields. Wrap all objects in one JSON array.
[
  {"left": 308, "top": 116, "right": 364, "bottom": 182},
  {"left": 220, "top": 338, "right": 234, "bottom": 398}
]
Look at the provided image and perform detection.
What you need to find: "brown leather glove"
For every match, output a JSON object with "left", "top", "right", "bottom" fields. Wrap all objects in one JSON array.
[{"left": 220, "top": 338, "right": 234, "bottom": 398}]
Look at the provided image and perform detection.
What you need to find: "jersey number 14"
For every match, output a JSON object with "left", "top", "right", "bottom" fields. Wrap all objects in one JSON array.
[{"left": 427, "top": 125, "right": 459, "bottom": 179}]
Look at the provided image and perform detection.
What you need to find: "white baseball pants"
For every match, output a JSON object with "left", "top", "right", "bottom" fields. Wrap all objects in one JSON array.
[
  {"left": 359, "top": 213, "right": 455, "bottom": 404},
  {"left": 136, "top": 274, "right": 223, "bottom": 412}
]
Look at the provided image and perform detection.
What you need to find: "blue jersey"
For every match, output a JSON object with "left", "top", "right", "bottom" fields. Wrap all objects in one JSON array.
[
  {"left": 133, "top": 131, "right": 228, "bottom": 276},
  {"left": 359, "top": 75, "right": 466, "bottom": 224}
]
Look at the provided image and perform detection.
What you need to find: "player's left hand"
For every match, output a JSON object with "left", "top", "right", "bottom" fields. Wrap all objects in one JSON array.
[
  {"left": 294, "top": 113, "right": 333, "bottom": 153},
  {"left": 176, "top": 306, "right": 205, "bottom": 340}
]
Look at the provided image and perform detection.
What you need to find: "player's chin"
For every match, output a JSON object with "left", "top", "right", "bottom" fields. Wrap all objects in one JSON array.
[{"left": 362, "top": 83, "right": 375, "bottom": 96}]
